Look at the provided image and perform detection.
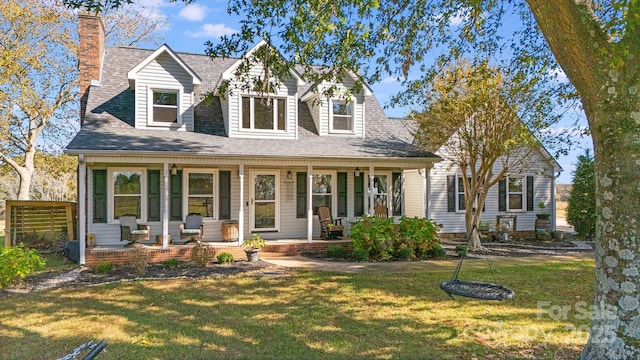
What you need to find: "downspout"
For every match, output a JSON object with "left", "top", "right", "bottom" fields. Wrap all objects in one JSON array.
[{"left": 78, "top": 154, "right": 86, "bottom": 266}]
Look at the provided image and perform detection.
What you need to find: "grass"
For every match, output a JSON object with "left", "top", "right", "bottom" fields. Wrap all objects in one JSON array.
[{"left": 0, "top": 258, "right": 594, "bottom": 359}]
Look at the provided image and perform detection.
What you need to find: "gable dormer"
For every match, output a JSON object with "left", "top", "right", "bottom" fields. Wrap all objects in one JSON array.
[
  {"left": 301, "top": 73, "right": 372, "bottom": 138},
  {"left": 127, "top": 45, "right": 201, "bottom": 131},
  {"left": 217, "top": 40, "right": 304, "bottom": 139}
]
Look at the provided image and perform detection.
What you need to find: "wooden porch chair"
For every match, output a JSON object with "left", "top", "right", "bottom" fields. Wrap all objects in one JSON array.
[
  {"left": 180, "top": 213, "right": 204, "bottom": 241},
  {"left": 374, "top": 204, "right": 388, "bottom": 218},
  {"left": 119, "top": 215, "right": 150, "bottom": 244},
  {"left": 318, "top": 206, "right": 344, "bottom": 239}
]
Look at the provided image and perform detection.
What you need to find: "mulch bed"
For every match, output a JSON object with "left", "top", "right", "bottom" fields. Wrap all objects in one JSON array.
[{"left": 2, "top": 260, "right": 289, "bottom": 297}]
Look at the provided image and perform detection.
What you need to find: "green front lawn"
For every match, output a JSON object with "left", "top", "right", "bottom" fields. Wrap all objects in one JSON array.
[{"left": 0, "top": 259, "right": 594, "bottom": 359}]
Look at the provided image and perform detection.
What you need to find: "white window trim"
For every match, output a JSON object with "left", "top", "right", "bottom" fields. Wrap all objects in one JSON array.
[
  {"left": 311, "top": 171, "right": 338, "bottom": 216},
  {"left": 249, "top": 169, "right": 280, "bottom": 232},
  {"left": 506, "top": 175, "right": 526, "bottom": 212},
  {"left": 147, "top": 85, "right": 183, "bottom": 127},
  {"left": 456, "top": 176, "right": 466, "bottom": 213},
  {"left": 107, "top": 167, "right": 147, "bottom": 223},
  {"left": 183, "top": 168, "right": 219, "bottom": 220},
  {"left": 239, "top": 95, "right": 288, "bottom": 132},
  {"left": 365, "top": 172, "right": 391, "bottom": 216},
  {"left": 328, "top": 98, "right": 355, "bottom": 134}
]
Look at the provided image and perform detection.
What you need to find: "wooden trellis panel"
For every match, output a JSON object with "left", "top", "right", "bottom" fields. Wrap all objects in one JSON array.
[{"left": 5, "top": 201, "right": 77, "bottom": 247}]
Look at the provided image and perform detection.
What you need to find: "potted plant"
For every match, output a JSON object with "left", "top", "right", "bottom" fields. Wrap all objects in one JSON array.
[
  {"left": 551, "top": 230, "right": 564, "bottom": 241},
  {"left": 243, "top": 233, "right": 266, "bottom": 262},
  {"left": 536, "top": 202, "right": 551, "bottom": 219}
]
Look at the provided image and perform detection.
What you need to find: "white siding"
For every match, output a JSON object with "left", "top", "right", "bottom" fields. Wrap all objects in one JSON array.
[
  {"left": 225, "top": 63, "right": 298, "bottom": 139},
  {"left": 135, "top": 53, "right": 195, "bottom": 131},
  {"left": 404, "top": 169, "right": 426, "bottom": 218},
  {"left": 427, "top": 147, "right": 557, "bottom": 233},
  {"left": 308, "top": 78, "right": 366, "bottom": 138}
]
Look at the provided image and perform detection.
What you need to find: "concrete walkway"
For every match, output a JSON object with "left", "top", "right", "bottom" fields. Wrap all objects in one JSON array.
[{"left": 261, "top": 252, "right": 594, "bottom": 273}]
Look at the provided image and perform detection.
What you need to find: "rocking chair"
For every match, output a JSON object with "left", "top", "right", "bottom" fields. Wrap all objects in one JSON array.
[{"left": 318, "top": 206, "right": 344, "bottom": 239}]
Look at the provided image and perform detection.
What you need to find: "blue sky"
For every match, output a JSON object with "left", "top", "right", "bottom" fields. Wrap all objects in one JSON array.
[{"left": 133, "top": 0, "right": 592, "bottom": 184}]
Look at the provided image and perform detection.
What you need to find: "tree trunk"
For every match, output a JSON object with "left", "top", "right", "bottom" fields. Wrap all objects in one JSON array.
[
  {"left": 578, "top": 98, "right": 640, "bottom": 359},
  {"left": 15, "top": 146, "right": 36, "bottom": 201}
]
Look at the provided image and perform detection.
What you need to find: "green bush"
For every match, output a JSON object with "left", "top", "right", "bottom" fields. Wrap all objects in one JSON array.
[
  {"left": 326, "top": 245, "right": 345, "bottom": 258},
  {"left": 217, "top": 252, "right": 234, "bottom": 264},
  {"left": 395, "top": 245, "right": 414, "bottom": 260},
  {"left": 350, "top": 216, "right": 442, "bottom": 261},
  {"left": 0, "top": 244, "right": 46, "bottom": 288},
  {"left": 352, "top": 248, "right": 369, "bottom": 262},
  {"left": 163, "top": 258, "right": 181, "bottom": 269},
  {"left": 567, "top": 149, "right": 596, "bottom": 239},
  {"left": 455, "top": 245, "right": 467, "bottom": 257},
  {"left": 396, "top": 216, "right": 440, "bottom": 258},
  {"left": 350, "top": 216, "right": 396, "bottom": 260},
  {"left": 427, "top": 244, "right": 447, "bottom": 259},
  {"left": 192, "top": 242, "right": 215, "bottom": 267},
  {"left": 94, "top": 262, "right": 114, "bottom": 274}
]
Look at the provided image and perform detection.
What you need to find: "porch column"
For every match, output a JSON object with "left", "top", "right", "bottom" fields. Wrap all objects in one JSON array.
[
  {"left": 238, "top": 164, "right": 244, "bottom": 247},
  {"left": 162, "top": 163, "right": 169, "bottom": 249},
  {"left": 78, "top": 156, "right": 86, "bottom": 266},
  {"left": 307, "top": 164, "right": 313, "bottom": 243},
  {"left": 368, "top": 165, "right": 375, "bottom": 216}
]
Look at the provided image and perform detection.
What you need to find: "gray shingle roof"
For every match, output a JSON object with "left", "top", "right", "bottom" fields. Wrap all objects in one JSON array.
[{"left": 66, "top": 46, "right": 437, "bottom": 161}]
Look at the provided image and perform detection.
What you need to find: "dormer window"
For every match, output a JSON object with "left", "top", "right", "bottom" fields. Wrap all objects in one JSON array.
[
  {"left": 330, "top": 100, "right": 353, "bottom": 133},
  {"left": 241, "top": 96, "right": 286, "bottom": 131},
  {"left": 148, "top": 87, "right": 182, "bottom": 126}
]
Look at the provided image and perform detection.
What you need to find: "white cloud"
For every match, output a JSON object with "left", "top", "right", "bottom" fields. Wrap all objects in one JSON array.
[
  {"left": 449, "top": 13, "right": 465, "bottom": 26},
  {"left": 179, "top": 4, "right": 207, "bottom": 22},
  {"left": 185, "top": 23, "right": 237, "bottom": 38},
  {"left": 381, "top": 76, "right": 400, "bottom": 84}
]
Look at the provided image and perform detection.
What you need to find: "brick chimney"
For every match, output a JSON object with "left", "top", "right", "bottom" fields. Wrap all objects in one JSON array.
[{"left": 78, "top": 12, "right": 105, "bottom": 125}]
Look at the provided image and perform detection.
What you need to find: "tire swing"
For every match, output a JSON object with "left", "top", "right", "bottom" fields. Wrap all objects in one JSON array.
[{"left": 440, "top": 224, "right": 515, "bottom": 301}]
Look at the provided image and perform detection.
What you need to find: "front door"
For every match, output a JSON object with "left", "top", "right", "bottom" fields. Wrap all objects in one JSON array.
[{"left": 250, "top": 171, "right": 279, "bottom": 232}]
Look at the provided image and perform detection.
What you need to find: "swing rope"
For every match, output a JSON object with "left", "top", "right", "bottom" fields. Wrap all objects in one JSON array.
[{"left": 440, "top": 224, "right": 514, "bottom": 301}]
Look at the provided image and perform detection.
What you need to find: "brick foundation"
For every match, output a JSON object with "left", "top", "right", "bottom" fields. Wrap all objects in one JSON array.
[{"left": 84, "top": 241, "right": 352, "bottom": 268}]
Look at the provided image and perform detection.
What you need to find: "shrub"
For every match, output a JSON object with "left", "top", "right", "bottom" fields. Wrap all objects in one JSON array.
[
  {"left": 427, "top": 244, "right": 447, "bottom": 259},
  {"left": 217, "top": 252, "right": 234, "bottom": 264},
  {"left": 129, "top": 247, "right": 149, "bottom": 275},
  {"left": 567, "top": 149, "right": 596, "bottom": 239},
  {"left": 455, "top": 245, "right": 467, "bottom": 257},
  {"left": 350, "top": 216, "right": 396, "bottom": 260},
  {"left": 0, "top": 244, "right": 46, "bottom": 288},
  {"left": 94, "top": 262, "right": 114, "bottom": 274},
  {"left": 163, "top": 258, "right": 181, "bottom": 269},
  {"left": 352, "top": 248, "right": 369, "bottom": 262},
  {"left": 396, "top": 216, "right": 440, "bottom": 258},
  {"left": 326, "top": 245, "right": 345, "bottom": 258},
  {"left": 192, "top": 242, "right": 215, "bottom": 267},
  {"left": 395, "top": 245, "right": 414, "bottom": 260}
]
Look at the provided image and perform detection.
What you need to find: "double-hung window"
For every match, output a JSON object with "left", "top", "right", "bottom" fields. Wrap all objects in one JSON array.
[
  {"left": 110, "top": 168, "right": 145, "bottom": 221},
  {"left": 330, "top": 100, "right": 353, "bottom": 132},
  {"left": 149, "top": 88, "right": 181, "bottom": 125},
  {"left": 242, "top": 96, "right": 286, "bottom": 131},
  {"left": 507, "top": 176, "right": 524, "bottom": 210},
  {"left": 457, "top": 176, "right": 466, "bottom": 211},
  {"left": 185, "top": 170, "right": 217, "bottom": 218},
  {"left": 312, "top": 174, "right": 333, "bottom": 215}
]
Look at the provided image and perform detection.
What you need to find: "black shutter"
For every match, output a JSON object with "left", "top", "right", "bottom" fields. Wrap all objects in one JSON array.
[
  {"left": 147, "top": 170, "right": 161, "bottom": 221},
  {"left": 170, "top": 171, "right": 182, "bottom": 221},
  {"left": 296, "top": 172, "right": 307, "bottom": 218},
  {"left": 337, "top": 172, "right": 347, "bottom": 217},
  {"left": 354, "top": 174, "right": 364, "bottom": 216},
  {"left": 392, "top": 172, "right": 403, "bottom": 216},
  {"left": 93, "top": 169, "right": 107, "bottom": 223},
  {"left": 498, "top": 179, "right": 507, "bottom": 211},
  {"left": 219, "top": 171, "right": 231, "bottom": 220},
  {"left": 447, "top": 175, "right": 456, "bottom": 212},
  {"left": 526, "top": 175, "right": 534, "bottom": 211}
]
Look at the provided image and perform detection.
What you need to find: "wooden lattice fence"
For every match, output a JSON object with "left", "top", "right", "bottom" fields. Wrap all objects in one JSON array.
[{"left": 4, "top": 201, "right": 77, "bottom": 248}]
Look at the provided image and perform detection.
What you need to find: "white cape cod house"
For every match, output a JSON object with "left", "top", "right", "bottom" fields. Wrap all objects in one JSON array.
[{"left": 65, "top": 13, "right": 440, "bottom": 265}]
